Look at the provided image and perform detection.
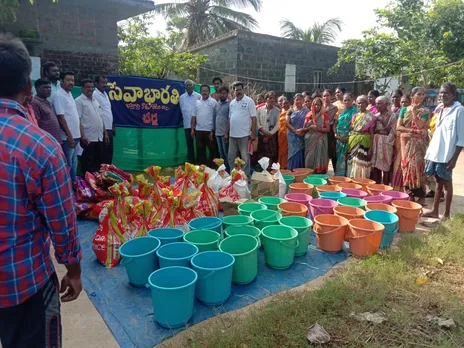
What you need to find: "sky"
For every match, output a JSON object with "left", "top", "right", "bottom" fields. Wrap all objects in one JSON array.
[{"left": 149, "top": 0, "right": 391, "bottom": 47}]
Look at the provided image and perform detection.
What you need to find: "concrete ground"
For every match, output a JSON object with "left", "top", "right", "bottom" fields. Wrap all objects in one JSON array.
[{"left": 57, "top": 155, "right": 464, "bottom": 348}]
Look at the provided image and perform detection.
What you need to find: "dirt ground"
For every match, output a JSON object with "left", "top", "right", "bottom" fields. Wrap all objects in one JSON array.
[{"left": 57, "top": 155, "right": 464, "bottom": 348}]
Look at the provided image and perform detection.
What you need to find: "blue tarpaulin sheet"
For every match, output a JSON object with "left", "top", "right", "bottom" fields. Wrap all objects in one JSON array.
[{"left": 78, "top": 220, "right": 348, "bottom": 347}]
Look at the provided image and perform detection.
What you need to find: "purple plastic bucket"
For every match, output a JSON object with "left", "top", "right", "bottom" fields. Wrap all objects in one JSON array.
[
  {"left": 381, "top": 191, "right": 409, "bottom": 201},
  {"left": 309, "top": 199, "right": 338, "bottom": 219},
  {"left": 364, "top": 195, "right": 392, "bottom": 205},
  {"left": 284, "top": 193, "right": 312, "bottom": 208},
  {"left": 341, "top": 188, "right": 368, "bottom": 199}
]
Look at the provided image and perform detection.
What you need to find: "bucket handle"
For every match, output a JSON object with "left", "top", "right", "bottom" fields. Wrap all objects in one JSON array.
[
  {"left": 120, "top": 257, "right": 133, "bottom": 266},
  {"left": 197, "top": 270, "right": 216, "bottom": 281},
  {"left": 279, "top": 239, "right": 300, "bottom": 249},
  {"left": 256, "top": 236, "right": 262, "bottom": 248},
  {"left": 256, "top": 209, "right": 283, "bottom": 222}
]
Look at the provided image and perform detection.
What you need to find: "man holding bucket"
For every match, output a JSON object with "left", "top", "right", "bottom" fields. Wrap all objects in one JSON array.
[{"left": 0, "top": 34, "right": 82, "bottom": 348}]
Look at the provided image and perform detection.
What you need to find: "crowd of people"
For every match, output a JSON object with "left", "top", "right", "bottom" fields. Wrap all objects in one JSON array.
[{"left": 180, "top": 78, "right": 464, "bottom": 222}]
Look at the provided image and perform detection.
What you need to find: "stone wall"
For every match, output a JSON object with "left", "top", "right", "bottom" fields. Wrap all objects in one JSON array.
[{"left": 193, "top": 31, "right": 355, "bottom": 95}]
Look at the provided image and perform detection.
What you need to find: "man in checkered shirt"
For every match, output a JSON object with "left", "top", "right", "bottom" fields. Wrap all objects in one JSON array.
[{"left": 0, "top": 34, "right": 82, "bottom": 348}]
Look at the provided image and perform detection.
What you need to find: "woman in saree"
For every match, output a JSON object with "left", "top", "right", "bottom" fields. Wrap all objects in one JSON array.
[
  {"left": 391, "top": 89, "right": 403, "bottom": 116},
  {"left": 371, "top": 96, "right": 397, "bottom": 185},
  {"left": 301, "top": 97, "right": 330, "bottom": 173},
  {"left": 257, "top": 91, "right": 280, "bottom": 164},
  {"left": 397, "top": 87, "right": 430, "bottom": 205},
  {"left": 391, "top": 95, "right": 411, "bottom": 190},
  {"left": 286, "top": 93, "right": 309, "bottom": 170},
  {"left": 347, "top": 95, "right": 377, "bottom": 178},
  {"left": 334, "top": 93, "right": 358, "bottom": 176},
  {"left": 367, "top": 90, "right": 380, "bottom": 114},
  {"left": 323, "top": 89, "right": 339, "bottom": 172},
  {"left": 278, "top": 97, "right": 291, "bottom": 169}
]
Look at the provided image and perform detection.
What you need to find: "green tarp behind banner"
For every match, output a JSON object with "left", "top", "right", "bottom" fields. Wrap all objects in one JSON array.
[{"left": 66, "top": 83, "right": 212, "bottom": 171}]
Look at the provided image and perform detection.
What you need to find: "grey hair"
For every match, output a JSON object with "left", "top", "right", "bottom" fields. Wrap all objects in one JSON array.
[
  {"left": 376, "top": 95, "right": 390, "bottom": 104},
  {"left": 356, "top": 95, "right": 368, "bottom": 103},
  {"left": 184, "top": 79, "right": 194, "bottom": 86}
]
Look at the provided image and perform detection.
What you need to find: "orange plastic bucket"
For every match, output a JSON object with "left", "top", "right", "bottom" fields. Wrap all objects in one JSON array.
[
  {"left": 271, "top": 169, "right": 293, "bottom": 176},
  {"left": 348, "top": 219, "right": 384, "bottom": 257},
  {"left": 289, "top": 183, "right": 313, "bottom": 195},
  {"left": 328, "top": 176, "right": 352, "bottom": 186},
  {"left": 316, "top": 185, "right": 342, "bottom": 195},
  {"left": 334, "top": 206, "right": 365, "bottom": 241},
  {"left": 277, "top": 202, "right": 308, "bottom": 217},
  {"left": 313, "top": 215, "right": 349, "bottom": 253},
  {"left": 292, "top": 169, "right": 312, "bottom": 183},
  {"left": 365, "top": 203, "right": 397, "bottom": 214},
  {"left": 391, "top": 200, "right": 422, "bottom": 233},
  {"left": 352, "top": 178, "right": 376, "bottom": 192},
  {"left": 336, "top": 183, "right": 363, "bottom": 190},
  {"left": 294, "top": 168, "right": 314, "bottom": 176},
  {"left": 366, "top": 184, "right": 393, "bottom": 196}
]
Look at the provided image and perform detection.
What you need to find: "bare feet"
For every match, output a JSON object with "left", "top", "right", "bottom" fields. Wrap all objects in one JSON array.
[{"left": 422, "top": 211, "right": 439, "bottom": 219}]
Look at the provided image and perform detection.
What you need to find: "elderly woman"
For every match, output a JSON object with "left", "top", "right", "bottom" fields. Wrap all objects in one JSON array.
[
  {"left": 397, "top": 87, "right": 430, "bottom": 205},
  {"left": 391, "top": 94, "right": 411, "bottom": 191},
  {"left": 347, "top": 95, "right": 377, "bottom": 178},
  {"left": 286, "top": 93, "right": 309, "bottom": 170},
  {"left": 301, "top": 97, "right": 330, "bottom": 173},
  {"left": 256, "top": 91, "right": 280, "bottom": 164},
  {"left": 278, "top": 97, "right": 291, "bottom": 169},
  {"left": 367, "top": 90, "right": 380, "bottom": 114},
  {"left": 371, "top": 96, "right": 397, "bottom": 184},
  {"left": 334, "top": 93, "right": 358, "bottom": 176},
  {"left": 323, "top": 89, "right": 339, "bottom": 172}
]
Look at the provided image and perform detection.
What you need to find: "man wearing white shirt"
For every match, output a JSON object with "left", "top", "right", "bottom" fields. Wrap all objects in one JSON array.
[
  {"left": 179, "top": 79, "right": 201, "bottom": 163},
  {"left": 225, "top": 81, "right": 257, "bottom": 175},
  {"left": 32, "top": 61, "right": 61, "bottom": 102},
  {"left": 191, "top": 84, "right": 217, "bottom": 166},
  {"left": 93, "top": 75, "right": 115, "bottom": 164},
  {"left": 423, "top": 82, "right": 464, "bottom": 221},
  {"left": 53, "top": 71, "right": 81, "bottom": 182},
  {"left": 76, "top": 79, "right": 108, "bottom": 174}
]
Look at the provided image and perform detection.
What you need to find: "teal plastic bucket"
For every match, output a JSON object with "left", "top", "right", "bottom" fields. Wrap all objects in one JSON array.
[
  {"left": 147, "top": 266, "right": 197, "bottom": 328},
  {"left": 311, "top": 174, "right": 330, "bottom": 180},
  {"left": 258, "top": 196, "right": 286, "bottom": 210},
  {"left": 156, "top": 242, "right": 199, "bottom": 268},
  {"left": 282, "top": 175, "right": 295, "bottom": 193},
  {"left": 188, "top": 217, "right": 222, "bottom": 233},
  {"left": 338, "top": 197, "right": 367, "bottom": 210},
  {"left": 219, "top": 235, "right": 259, "bottom": 285},
  {"left": 251, "top": 209, "right": 282, "bottom": 230},
  {"left": 183, "top": 230, "right": 221, "bottom": 253},
  {"left": 224, "top": 225, "right": 262, "bottom": 247},
  {"left": 191, "top": 251, "right": 235, "bottom": 305},
  {"left": 238, "top": 202, "right": 267, "bottom": 216},
  {"left": 279, "top": 216, "right": 313, "bottom": 256},
  {"left": 261, "top": 225, "right": 299, "bottom": 269},
  {"left": 222, "top": 215, "right": 253, "bottom": 230},
  {"left": 319, "top": 191, "right": 347, "bottom": 202},
  {"left": 119, "top": 236, "right": 161, "bottom": 287},
  {"left": 148, "top": 228, "right": 184, "bottom": 245},
  {"left": 303, "top": 177, "right": 328, "bottom": 198},
  {"left": 365, "top": 210, "right": 399, "bottom": 248}
]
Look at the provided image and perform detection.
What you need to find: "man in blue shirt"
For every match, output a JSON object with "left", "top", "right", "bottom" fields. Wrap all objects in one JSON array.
[{"left": 215, "top": 85, "right": 231, "bottom": 171}]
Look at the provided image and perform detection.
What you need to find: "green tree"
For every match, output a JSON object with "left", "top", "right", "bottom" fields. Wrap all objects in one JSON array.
[
  {"left": 154, "top": 0, "right": 261, "bottom": 49},
  {"left": 332, "top": 0, "right": 464, "bottom": 87},
  {"left": 279, "top": 18, "right": 343, "bottom": 44},
  {"left": 1, "top": 0, "right": 55, "bottom": 24},
  {"left": 118, "top": 15, "right": 207, "bottom": 79}
]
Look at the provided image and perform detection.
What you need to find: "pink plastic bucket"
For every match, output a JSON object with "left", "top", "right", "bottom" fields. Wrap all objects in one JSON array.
[
  {"left": 309, "top": 199, "right": 338, "bottom": 219},
  {"left": 381, "top": 191, "right": 409, "bottom": 201},
  {"left": 364, "top": 195, "right": 392, "bottom": 205},
  {"left": 284, "top": 193, "right": 312, "bottom": 208},
  {"left": 341, "top": 189, "right": 368, "bottom": 199}
]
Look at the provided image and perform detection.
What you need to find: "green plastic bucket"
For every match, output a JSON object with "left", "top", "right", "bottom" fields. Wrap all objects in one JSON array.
[
  {"left": 219, "top": 235, "right": 259, "bottom": 285},
  {"left": 238, "top": 202, "right": 267, "bottom": 216},
  {"left": 222, "top": 215, "right": 254, "bottom": 230},
  {"left": 279, "top": 216, "right": 313, "bottom": 256},
  {"left": 183, "top": 230, "right": 221, "bottom": 252},
  {"left": 251, "top": 209, "right": 282, "bottom": 230},
  {"left": 303, "top": 177, "right": 328, "bottom": 198},
  {"left": 338, "top": 197, "right": 367, "bottom": 210},
  {"left": 261, "top": 225, "right": 299, "bottom": 269},
  {"left": 311, "top": 174, "right": 329, "bottom": 180},
  {"left": 282, "top": 175, "right": 295, "bottom": 193},
  {"left": 258, "top": 196, "right": 286, "bottom": 210},
  {"left": 224, "top": 225, "right": 262, "bottom": 248}
]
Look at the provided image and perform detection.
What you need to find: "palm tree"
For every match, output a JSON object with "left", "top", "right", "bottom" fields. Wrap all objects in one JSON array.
[
  {"left": 154, "top": 0, "right": 262, "bottom": 49},
  {"left": 280, "top": 17, "right": 343, "bottom": 44}
]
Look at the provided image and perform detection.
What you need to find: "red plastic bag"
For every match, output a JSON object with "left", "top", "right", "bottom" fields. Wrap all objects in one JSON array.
[{"left": 196, "top": 172, "right": 219, "bottom": 217}]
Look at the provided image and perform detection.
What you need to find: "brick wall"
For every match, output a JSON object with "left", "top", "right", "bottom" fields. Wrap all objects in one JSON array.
[{"left": 193, "top": 31, "right": 355, "bottom": 95}]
